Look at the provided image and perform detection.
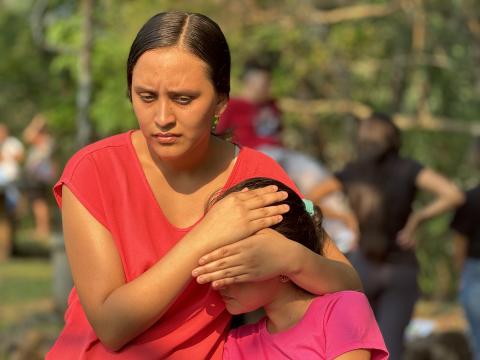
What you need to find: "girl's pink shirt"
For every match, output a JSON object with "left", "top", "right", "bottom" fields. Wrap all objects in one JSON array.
[
  {"left": 47, "top": 131, "right": 299, "bottom": 360},
  {"left": 224, "top": 291, "right": 389, "bottom": 360}
]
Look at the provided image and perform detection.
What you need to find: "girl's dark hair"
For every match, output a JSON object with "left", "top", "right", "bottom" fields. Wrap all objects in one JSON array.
[
  {"left": 211, "top": 177, "right": 325, "bottom": 255},
  {"left": 126, "top": 11, "right": 231, "bottom": 99}
]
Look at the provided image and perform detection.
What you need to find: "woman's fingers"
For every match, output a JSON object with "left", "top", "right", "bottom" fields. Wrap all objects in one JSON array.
[
  {"left": 247, "top": 204, "right": 289, "bottom": 220},
  {"left": 244, "top": 190, "right": 288, "bottom": 210},
  {"left": 211, "top": 275, "right": 252, "bottom": 289},
  {"left": 192, "top": 253, "right": 243, "bottom": 277},
  {"left": 247, "top": 215, "right": 283, "bottom": 233},
  {"left": 396, "top": 230, "right": 416, "bottom": 249},
  {"left": 197, "top": 244, "right": 237, "bottom": 266},
  {"left": 236, "top": 185, "right": 278, "bottom": 200},
  {"left": 195, "top": 265, "right": 247, "bottom": 284},
  {"left": 234, "top": 185, "right": 288, "bottom": 208}
]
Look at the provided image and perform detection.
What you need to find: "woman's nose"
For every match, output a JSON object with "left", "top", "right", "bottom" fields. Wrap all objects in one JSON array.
[{"left": 154, "top": 100, "right": 175, "bottom": 129}]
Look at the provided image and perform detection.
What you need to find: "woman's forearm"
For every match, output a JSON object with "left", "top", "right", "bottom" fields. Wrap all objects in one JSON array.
[
  {"left": 413, "top": 168, "right": 465, "bottom": 225},
  {"left": 81, "top": 233, "right": 206, "bottom": 351},
  {"left": 286, "top": 241, "right": 362, "bottom": 294}
]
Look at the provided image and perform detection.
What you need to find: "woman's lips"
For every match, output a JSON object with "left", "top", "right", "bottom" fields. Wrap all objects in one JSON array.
[{"left": 152, "top": 132, "right": 180, "bottom": 144}]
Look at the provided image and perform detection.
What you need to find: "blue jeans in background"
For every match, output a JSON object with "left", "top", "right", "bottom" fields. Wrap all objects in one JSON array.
[{"left": 460, "top": 258, "right": 480, "bottom": 360}]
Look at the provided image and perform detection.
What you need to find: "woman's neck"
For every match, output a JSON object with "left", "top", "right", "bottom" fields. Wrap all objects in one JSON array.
[
  {"left": 133, "top": 131, "right": 235, "bottom": 194},
  {"left": 263, "top": 285, "right": 316, "bottom": 334},
  {"left": 155, "top": 133, "right": 214, "bottom": 175}
]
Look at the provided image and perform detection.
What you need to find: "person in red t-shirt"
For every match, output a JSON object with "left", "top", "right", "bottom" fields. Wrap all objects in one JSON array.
[
  {"left": 215, "top": 60, "right": 283, "bottom": 149},
  {"left": 47, "top": 12, "right": 361, "bottom": 359}
]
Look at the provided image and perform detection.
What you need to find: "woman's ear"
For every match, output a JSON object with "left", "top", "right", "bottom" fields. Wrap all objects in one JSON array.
[{"left": 215, "top": 94, "right": 229, "bottom": 115}]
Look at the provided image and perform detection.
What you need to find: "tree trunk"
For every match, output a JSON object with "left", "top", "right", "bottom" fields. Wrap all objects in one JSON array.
[{"left": 76, "top": 0, "right": 93, "bottom": 148}]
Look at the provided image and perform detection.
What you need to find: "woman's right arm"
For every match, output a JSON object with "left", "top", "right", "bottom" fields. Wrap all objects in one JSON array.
[
  {"left": 62, "top": 184, "right": 288, "bottom": 351},
  {"left": 63, "top": 186, "right": 207, "bottom": 351}
]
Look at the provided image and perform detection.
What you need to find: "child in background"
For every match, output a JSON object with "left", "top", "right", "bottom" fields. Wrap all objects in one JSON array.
[{"left": 213, "top": 178, "right": 388, "bottom": 360}]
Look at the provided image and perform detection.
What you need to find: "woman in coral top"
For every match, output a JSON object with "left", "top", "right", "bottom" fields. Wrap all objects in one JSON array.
[{"left": 47, "top": 11, "right": 361, "bottom": 359}]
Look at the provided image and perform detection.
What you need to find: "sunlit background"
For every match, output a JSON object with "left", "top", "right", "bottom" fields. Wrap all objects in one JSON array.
[{"left": 1, "top": 0, "right": 479, "bottom": 358}]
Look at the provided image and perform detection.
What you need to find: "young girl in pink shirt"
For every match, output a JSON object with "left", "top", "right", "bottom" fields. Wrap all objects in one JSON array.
[{"left": 210, "top": 177, "right": 389, "bottom": 360}]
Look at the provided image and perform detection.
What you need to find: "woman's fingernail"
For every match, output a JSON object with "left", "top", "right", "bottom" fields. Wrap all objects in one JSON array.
[
  {"left": 192, "top": 270, "right": 198, "bottom": 277},
  {"left": 199, "top": 258, "right": 205, "bottom": 265}
]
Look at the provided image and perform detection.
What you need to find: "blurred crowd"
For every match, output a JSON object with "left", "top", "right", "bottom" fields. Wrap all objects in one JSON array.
[{"left": 0, "top": 114, "right": 56, "bottom": 261}]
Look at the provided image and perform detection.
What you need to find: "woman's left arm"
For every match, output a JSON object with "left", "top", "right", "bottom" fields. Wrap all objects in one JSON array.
[
  {"left": 193, "top": 228, "right": 362, "bottom": 294},
  {"left": 397, "top": 168, "right": 465, "bottom": 249}
]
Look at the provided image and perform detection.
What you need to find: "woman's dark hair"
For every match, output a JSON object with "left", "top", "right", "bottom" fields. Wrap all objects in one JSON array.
[
  {"left": 355, "top": 112, "right": 401, "bottom": 163},
  {"left": 364, "top": 112, "right": 401, "bottom": 154},
  {"left": 211, "top": 177, "right": 325, "bottom": 255},
  {"left": 126, "top": 11, "right": 231, "bottom": 99}
]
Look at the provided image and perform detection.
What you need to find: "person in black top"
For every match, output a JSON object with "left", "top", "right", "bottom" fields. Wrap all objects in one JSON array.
[
  {"left": 451, "top": 138, "right": 480, "bottom": 360},
  {"left": 336, "top": 113, "right": 464, "bottom": 360}
]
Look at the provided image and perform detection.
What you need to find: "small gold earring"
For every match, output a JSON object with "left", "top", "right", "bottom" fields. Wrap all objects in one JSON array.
[
  {"left": 211, "top": 114, "right": 220, "bottom": 131},
  {"left": 279, "top": 275, "right": 289, "bottom": 283}
]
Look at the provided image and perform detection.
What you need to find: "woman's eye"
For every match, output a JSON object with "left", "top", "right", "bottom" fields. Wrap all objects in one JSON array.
[
  {"left": 175, "top": 96, "right": 192, "bottom": 105},
  {"left": 139, "top": 94, "right": 155, "bottom": 102}
]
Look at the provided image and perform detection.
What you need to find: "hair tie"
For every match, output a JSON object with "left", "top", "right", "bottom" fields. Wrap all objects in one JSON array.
[{"left": 302, "top": 199, "right": 315, "bottom": 216}]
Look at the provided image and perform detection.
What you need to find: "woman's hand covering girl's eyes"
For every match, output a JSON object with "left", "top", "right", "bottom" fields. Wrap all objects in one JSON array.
[
  {"left": 192, "top": 228, "right": 300, "bottom": 288},
  {"left": 190, "top": 186, "right": 290, "bottom": 255}
]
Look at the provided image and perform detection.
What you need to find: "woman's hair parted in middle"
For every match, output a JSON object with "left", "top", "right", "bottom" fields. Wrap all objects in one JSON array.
[
  {"left": 126, "top": 11, "right": 231, "bottom": 100},
  {"left": 211, "top": 177, "right": 325, "bottom": 255}
]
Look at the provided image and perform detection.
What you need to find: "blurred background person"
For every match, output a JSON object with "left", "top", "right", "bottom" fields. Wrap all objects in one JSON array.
[
  {"left": 450, "top": 137, "right": 480, "bottom": 360},
  {"left": 336, "top": 113, "right": 465, "bottom": 360},
  {"left": 0, "top": 123, "right": 24, "bottom": 260},
  {"left": 216, "top": 58, "right": 358, "bottom": 253},
  {"left": 22, "top": 114, "right": 57, "bottom": 242}
]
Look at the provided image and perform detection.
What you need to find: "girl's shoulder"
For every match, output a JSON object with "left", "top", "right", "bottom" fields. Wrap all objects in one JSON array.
[{"left": 312, "top": 290, "right": 369, "bottom": 312}]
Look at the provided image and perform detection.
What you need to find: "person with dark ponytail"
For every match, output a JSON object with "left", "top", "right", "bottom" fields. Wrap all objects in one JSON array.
[
  {"left": 214, "top": 178, "right": 388, "bottom": 360},
  {"left": 336, "top": 113, "right": 464, "bottom": 360},
  {"left": 47, "top": 11, "right": 361, "bottom": 359}
]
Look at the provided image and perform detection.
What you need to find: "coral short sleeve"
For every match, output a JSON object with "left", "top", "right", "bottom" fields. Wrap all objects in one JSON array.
[{"left": 53, "top": 150, "right": 109, "bottom": 230}]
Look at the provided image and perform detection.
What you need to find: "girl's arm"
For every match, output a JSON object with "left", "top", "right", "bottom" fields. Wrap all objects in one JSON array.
[
  {"left": 193, "top": 229, "right": 362, "bottom": 294},
  {"left": 336, "top": 350, "right": 371, "bottom": 360},
  {"left": 397, "top": 168, "right": 465, "bottom": 249},
  {"left": 61, "top": 185, "right": 288, "bottom": 351}
]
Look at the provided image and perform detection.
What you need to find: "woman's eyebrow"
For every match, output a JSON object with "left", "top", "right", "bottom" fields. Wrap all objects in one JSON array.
[
  {"left": 167, "top": 90, "right": 200, "bottom": 97},
  {"left": 133, "top": 86, "right": 157, "bottom": 93}
]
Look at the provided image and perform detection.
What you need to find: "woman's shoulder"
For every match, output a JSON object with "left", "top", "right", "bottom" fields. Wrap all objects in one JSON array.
[
  {"left": 69, "top": 132, "right": 131, "bottom": 160},
  {"left": 63, "top": 131, "right": 132, "bottom": 170},
  {"left": 235, "top": 146, "right": 301, "bottom": 195},
  {"left": 58, "top": 131, "right": 133, "bottom": 186}
]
